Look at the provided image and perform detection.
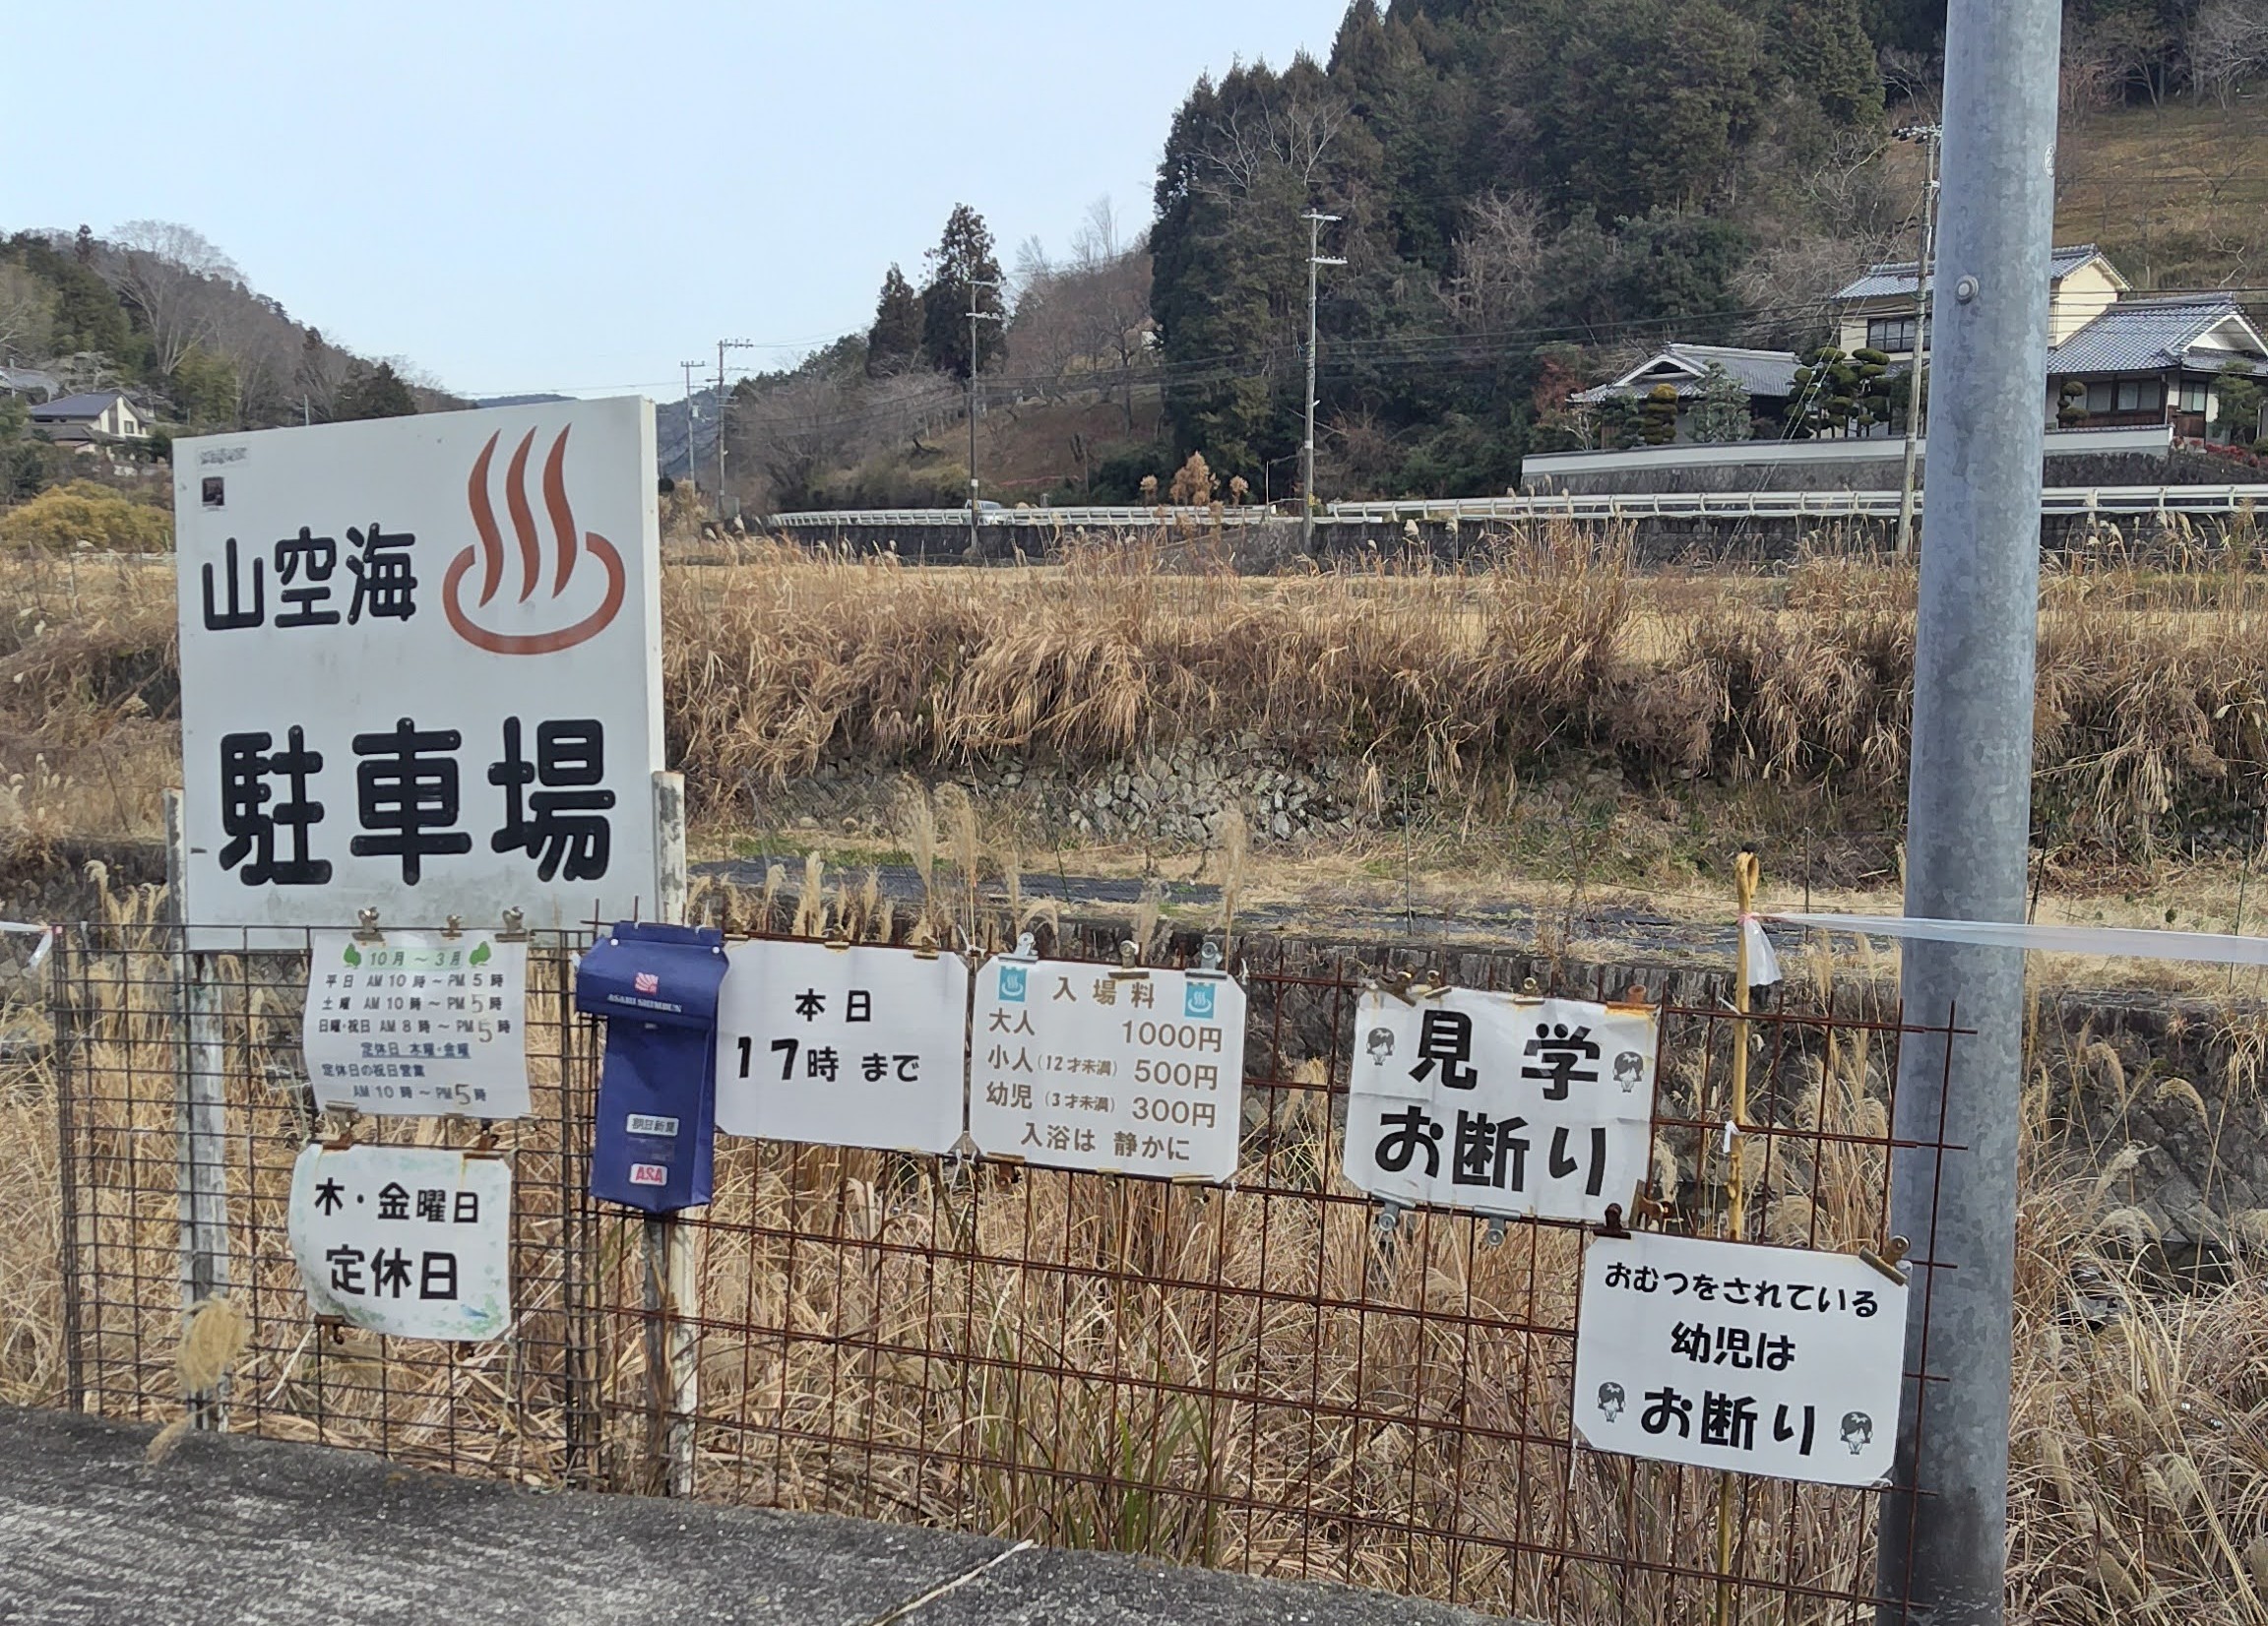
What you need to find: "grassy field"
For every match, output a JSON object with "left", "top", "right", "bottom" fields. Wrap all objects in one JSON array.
[{"left": 13, "top": 525, "right": 2268, "bottom": 950}]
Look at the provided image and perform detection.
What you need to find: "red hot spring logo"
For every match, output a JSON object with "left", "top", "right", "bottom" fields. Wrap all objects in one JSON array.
[{"left": 444, "top": 426, "right": 626, "bottom": 655}]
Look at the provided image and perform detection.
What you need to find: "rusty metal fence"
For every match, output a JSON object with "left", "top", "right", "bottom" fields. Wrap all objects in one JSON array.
[{"left": 47, "top": 918, "right": 1959, "bottom": 1624}]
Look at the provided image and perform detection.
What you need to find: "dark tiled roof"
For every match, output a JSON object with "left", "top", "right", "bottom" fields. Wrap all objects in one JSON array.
[
  {"left": 1572, "top": 344, "right": 1799, "bottom": 404},
  {"left": 1834, "top": 243, "right": 2110, "bottom": 302},
  {"left": 28, "top": 390, "right": 129, "bottom": 420},
  {"left": 2049, "top": 296, "right": 2266, "bottom": 375}
]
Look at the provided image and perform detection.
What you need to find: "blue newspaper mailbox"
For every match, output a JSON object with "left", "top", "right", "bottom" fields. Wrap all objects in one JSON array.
[{"left": 576, "top": 920, "right": 728, "bottom": 1213}]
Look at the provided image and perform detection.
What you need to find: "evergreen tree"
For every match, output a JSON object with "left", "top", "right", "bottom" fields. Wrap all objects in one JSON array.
[
  {"left": 334, "top": 360, "right": 417, "bottom": 421},
  {"left": 865, "top": 265, "right": 923, "bottom": 376},
  {"left": 1641, "top": 382, "right": 1680, "bottom": 444},
  {"left": 1689, "top": 362, "right": 1754, "bottom": 442},
  {"left": 917, "top": 206, "right": 1006, "bottom": 382}
]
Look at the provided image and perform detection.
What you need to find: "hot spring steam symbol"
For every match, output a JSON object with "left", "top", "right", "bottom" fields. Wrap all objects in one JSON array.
[{"left": 443, "top": 426, "right": 626, "bottom": 655}]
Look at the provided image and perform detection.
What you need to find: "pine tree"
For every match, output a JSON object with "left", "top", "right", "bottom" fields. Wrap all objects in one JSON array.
[
  {"left": 865, "top": 265, "right": 923, "bottom": 377},
  {"left": 916, "top": 206, "right": 1006, "bottom": 382},
  {"left": 1688, "top": 362, "right": 1754, "bottom": 442},
  {"left": 334, "top": 360, "right": 417, "bottom": 421}
]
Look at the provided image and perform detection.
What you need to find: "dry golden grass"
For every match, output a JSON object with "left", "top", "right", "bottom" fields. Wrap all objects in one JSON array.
[{"left": 12, "top": 523, "right": 2268, "bottom": 870}]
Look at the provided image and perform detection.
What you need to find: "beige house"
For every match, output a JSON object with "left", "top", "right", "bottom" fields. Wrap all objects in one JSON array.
[
  {"left": 29, "top": 390, "right": 152, "bottom": 444},
  {"left": 1831, "top": 244, "right": 2129, "bottom": 361},
  {"left": 1829, "top": 245, "right": 2267, "bottom": 439}
]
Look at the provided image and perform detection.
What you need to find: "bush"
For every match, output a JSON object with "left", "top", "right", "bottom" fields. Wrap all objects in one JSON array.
[{"left": 0, "top": 480, "right": 174, "bottom": 552}]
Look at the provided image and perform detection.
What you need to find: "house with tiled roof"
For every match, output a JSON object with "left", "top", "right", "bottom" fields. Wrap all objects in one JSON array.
[
  {"left": 2043, "top": 293, "right": 2268, "bottom": 437},
  {"left": 28, "top": 390, "right": 151, "bottom": 446},
  {"left": 1569, "top": 344, "right": 1801, "bottom": 440},
  {"left": 1830, "top": 243, "right": 2129, "bottom": 360},
  {"left": 1828, "top": 245, "right": 2268, "bottom": 440}
]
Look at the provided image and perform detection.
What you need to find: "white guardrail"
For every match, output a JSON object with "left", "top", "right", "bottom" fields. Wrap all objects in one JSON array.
[{"left": 770, "top": 485, "right": 2268, "bottom": 530}]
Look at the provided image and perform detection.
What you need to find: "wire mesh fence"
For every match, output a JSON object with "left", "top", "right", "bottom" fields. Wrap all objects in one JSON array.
[{"left": 49, "top": 917, "right": 1957, "bottom": 1624}]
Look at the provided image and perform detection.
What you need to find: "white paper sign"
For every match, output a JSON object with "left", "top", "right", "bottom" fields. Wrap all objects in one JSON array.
[
  {"left": 302, "top": 930, "right": 530, "bottom": 1118},
  {"left": 1573, "top": 1232, "right": 1908, "bottom": 1486},
  {"left": 969, "top": 957, "right": 1245, "bottom": 1182},
  {"left": 713, "top": 940, "right": 969, "bottom": 1153},
  {"left": 1344, "top": 989, "right": 1657, "bottom": 1224},
  {"left": 287, "top": 1144, "right": 512, "bottom": 1341},
  {"left": 174, "top": 399, "right": 664, "bottom": 949}
]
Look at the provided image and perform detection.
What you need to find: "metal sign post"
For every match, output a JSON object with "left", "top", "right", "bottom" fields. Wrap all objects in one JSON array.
[
  {"left": 163, "top": 788, "right": 231, "bottom": 1430},
  {"left": 640, "top": 770, "right": 700, "bottom": 1497}
]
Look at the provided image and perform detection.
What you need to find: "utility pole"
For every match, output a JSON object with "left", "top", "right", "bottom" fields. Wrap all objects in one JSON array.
[
  {"left": 966, "top": 267, "right": 1002, "bottom": 558},
  {"left": 1894, "top": 123, "right": 1943, "bottom": 559},
  {"left": 680, "top": 360, "right": 704, "bottom": 490},
  {"left": 714, "top": 340, "right": 754, "bottom": 522},
  {"left": 1877, "top": 2, "right": 2060, "bottom": 1622},
  {"left": 1300, "top": 212, "right": 1344, "bottom": 557}
]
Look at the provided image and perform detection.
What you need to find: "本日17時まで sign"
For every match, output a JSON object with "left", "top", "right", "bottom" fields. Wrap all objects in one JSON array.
[
  {"left": 301, "top": 930, "right": 531, "bottom": 1119},
  {"left": 287, "top": 1144, "right": 513, "bottom": 1341},
  {"left": 1343, "top": 989, "right": 1657, "bottom": 1224},
  {"left": 1573, "top": 1231, "right": 1908, "bottom": 1486},
  {"left": 968, "top": 957, "right": 1246, "bottom": 1182},
  {"left": 174, "top": 399, "right": 663, "bottom": 948},
  {"left": 712, "top": 940, "right": 969, "bottom": 1154}
]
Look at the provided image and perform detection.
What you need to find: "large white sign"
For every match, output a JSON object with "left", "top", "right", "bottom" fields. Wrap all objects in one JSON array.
[
  {"left": 302, "top": 930, "right": 530, "bottom": 1118},
  {"left": 175, "top": 400, "right": 663, "bottom": 948},
  {"left": 1573, "top": 1231, "right": 1908, "bottom": 1486},
  {"left": 969, "top": 957, "right": 1245, "bottom": 1182},
  {"left": 1343, "top": 989, "right": 1657, "bottom": 1224},
  {"left": 713, "top": 940, "right": 969, "bottom": 1153},
  {"left": 287, "top": 1144, "right": 513, "bottom": 1341}
]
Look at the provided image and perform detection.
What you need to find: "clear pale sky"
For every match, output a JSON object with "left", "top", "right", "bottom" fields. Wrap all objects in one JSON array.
[{"left": 3, "top": 1, "right": 1343, "bottom": 400}]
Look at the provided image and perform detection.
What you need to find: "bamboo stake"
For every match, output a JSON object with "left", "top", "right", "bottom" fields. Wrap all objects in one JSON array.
[{"left": 1715, "top": 847, "right": 1760, "bottom": 1626}]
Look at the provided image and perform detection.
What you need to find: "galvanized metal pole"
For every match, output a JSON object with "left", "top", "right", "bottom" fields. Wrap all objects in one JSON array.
[
  {"left": 680, "top": 360, "right": 703, "bottom": 488},
  {"left": 968, "top": 296, "right": 980, "bottom": 559},
  {"left": 965, "top": 272, "right": 1000, "bottom": 559},
  {"left": 1877, "top": 2, "right": 2060, "bottom": 1621},
  {"left": 1299, "top": 213, "right": 1343, "bottom": 557},
  {"left": 640, "top": 770, "right": 699, "bottom": 1496}
]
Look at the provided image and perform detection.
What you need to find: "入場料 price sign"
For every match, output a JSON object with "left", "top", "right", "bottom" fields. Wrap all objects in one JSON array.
[
  {"left": 1343, "top": 989, "right": 1657, "bottom": 1224},
  {"left": 712, "top": 939, "right": 969, "bottom": 1154},
  {"left": 287, "top": 1143, "right": 512, "bottom": 1341},
  {"left": 1573, "top": 1231, "right": 1908, "bottom": 1486},
  {"left": 174, "top": 399, "right": 664, "bottom": 948},
  {"left": 302, "top": 929, "right": 530, "bottom": 1118},
  {"left": 968, "top": 957, "right": 1245, "bottom": 1182}
]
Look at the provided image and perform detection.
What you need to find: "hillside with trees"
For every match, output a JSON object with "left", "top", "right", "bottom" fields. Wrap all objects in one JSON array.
[
  {"left": 0, "top": 221, "right": 460, "bottom": 504},
  {"left": 712, "top": 0, "right": 2268, "bottom": 513}
]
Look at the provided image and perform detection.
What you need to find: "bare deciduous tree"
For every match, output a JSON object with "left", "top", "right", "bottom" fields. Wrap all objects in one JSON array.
[
  {"left": 0, "top": 263, "right": 54, "bottom": 364},
  {"left": 2190, "top": 0, "right": 2268, "bottom": 107},
  {"left": 1443, "top": 190, "right": 1548, "bottom": 334},
  {"left": 104, "top": 219, "right": 240, "bottom": 379}
]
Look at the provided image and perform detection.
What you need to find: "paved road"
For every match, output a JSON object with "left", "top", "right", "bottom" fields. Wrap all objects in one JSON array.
[{"left": 0, "top": 1407, "right": 1503, "bottom": 1626}]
